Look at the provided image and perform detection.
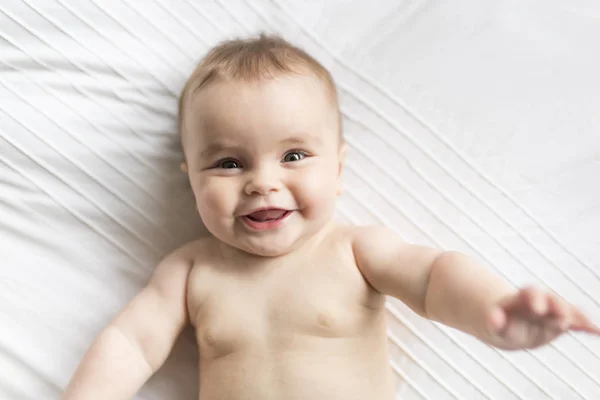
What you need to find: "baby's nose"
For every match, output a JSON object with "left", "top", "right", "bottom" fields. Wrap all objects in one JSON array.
[{"left": 243, "top": 169, "right": 280, "bottom": 196}]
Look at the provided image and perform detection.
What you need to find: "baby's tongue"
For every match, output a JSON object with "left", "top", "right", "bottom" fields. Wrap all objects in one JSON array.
[{"left": 247, "top": 209, "right": 286, "bottom": 221}]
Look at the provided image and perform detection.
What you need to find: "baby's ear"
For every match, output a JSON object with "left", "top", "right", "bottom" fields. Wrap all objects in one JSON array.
[
  {"left": 337, "top": 142, "right": 348, "bottom": 195},
  {"left": 338, "top": 141, "right": 348, "bottom": 176},
  {"left": 180, "top": 162, "right": 189, "bottom": 174}
]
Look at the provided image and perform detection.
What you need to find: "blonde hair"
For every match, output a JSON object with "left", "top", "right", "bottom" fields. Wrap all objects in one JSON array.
[{"left": 178, "top": 34, "right": 341, "bottom": 155}]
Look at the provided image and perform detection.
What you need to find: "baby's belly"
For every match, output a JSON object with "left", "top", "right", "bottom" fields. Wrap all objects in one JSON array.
[{"left": 197, "top": 335, "right": 395, "bottom": 400}]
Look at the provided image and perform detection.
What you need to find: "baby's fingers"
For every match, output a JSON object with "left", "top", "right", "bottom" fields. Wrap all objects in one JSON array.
[
  {"left": 506, "top": 287, "right": 549, "bottom": 317},
  {"left": 547, "top": 294, "right": 571, "bottom": 330},
  {"left": 500, "top": 287, "right": 533, "bottom": 312},
  {"left": 486, "top": 306, "right": 507, "bottom": 334},
  {"left": 571, "top": 310, "right": 600, "bottom": 335}
]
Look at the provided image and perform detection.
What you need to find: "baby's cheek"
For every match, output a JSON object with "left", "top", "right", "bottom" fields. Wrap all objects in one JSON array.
[
  {"left": 296, "top": 168, "right": 338, "bottom": 213},
  {"left": 195, "top": 181, "right": 234, "bottom": 219}
]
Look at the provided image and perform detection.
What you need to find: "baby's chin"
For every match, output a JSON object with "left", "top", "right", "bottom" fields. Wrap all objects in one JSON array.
[
  {"left": 216, "top": 229, "right": 308, "bottom": 257},
  {"left": 236, "top": 237, "right": 300, "bottom": 258},
  {"left": 243, "top": 247, "right": 291, "bottom": 258}
]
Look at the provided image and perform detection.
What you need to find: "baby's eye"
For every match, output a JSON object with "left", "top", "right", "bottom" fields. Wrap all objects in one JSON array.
[
  {"left": 218, "top": 159, "right": 241, "bottom": 169},
  {"left": 282, "top": 151, "right": 307, "bottom": 163}
]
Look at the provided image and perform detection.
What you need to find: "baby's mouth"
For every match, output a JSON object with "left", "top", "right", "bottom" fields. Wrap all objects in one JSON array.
[{"left": 245, "top": 209, "right": 289, "bottom": 222}]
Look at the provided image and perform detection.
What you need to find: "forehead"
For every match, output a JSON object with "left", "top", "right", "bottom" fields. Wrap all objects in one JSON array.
[{"left": 187, "top": 74, "right": 338, "bottom": 148}]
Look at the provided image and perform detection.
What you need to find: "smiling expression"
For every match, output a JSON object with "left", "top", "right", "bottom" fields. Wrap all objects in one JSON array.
[{"left": 183, "top": 74, "right": 346, "bottom": 257}]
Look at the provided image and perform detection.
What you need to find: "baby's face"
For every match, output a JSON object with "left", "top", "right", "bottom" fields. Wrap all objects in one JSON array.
[{"left": 184, "top": 74, "right": 345, "bottom": 256}]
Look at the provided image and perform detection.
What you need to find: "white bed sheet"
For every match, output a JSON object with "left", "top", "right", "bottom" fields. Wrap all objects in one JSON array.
[{"left": 1, "top": 0, "right": 599, "bottom": 399}]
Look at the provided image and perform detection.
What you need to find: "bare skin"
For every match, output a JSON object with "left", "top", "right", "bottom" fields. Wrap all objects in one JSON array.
[
  {"left": 63, "top": 221, "right": 600, "bottom": 400},
  {"left": 188, "top": 225, "right": 394, "bottom": 400},
  {"left": 63, "top": 73, "right": 600, "bottom": 400}
]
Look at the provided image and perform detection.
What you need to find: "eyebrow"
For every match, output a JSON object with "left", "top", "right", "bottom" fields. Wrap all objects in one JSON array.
[
  {"left": 199, "top": 142, "right": 240, "bottom": 158},
  {"left": 281, "top": 135, "right": 323, "bottom": 146}
]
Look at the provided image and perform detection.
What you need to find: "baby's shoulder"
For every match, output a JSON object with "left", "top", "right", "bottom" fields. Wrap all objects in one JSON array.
[
  {"left": 171, "top": 236, "right": 224, "bottom": 301},
  {"left": 155, "top": 236, "right": 222, "bottom": 277},
  {"left": 174, "top": 235, "right": 222, "bottom": 266},
  {"left": 331, "top": 224, "right": 406, "bottom": 264},
  {"left": 333, "top": 224, "right": 398, "bottom": 247}
]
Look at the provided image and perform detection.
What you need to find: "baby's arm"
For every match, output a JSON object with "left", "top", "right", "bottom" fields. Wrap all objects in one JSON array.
[
  {"left": 63, "top": 250, "right": 192, "bottom": 400},
  {"left": 352, "top": 226, "right": 599, "bottom": 349},
  {"left": 353, "top": 226, "right": 511, "bottom": 342}
]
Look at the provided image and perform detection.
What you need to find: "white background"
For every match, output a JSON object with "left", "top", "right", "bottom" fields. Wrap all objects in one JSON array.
[{"left": 1, "top": 0, "right": 599, "bottom": 399}]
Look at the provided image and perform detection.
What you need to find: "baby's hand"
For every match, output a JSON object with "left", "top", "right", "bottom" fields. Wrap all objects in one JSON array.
[{"left": 485, "top": 287, "right": 600, "bottom": 350}]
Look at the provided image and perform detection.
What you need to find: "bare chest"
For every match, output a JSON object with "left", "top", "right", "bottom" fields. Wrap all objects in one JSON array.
[{"left": 188, "top": 256, "right": 384, "bottom": 359}]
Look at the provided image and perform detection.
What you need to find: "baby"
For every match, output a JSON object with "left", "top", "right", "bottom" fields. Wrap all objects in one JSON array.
[{"left": 63, "top": 35, "right": 600, "bottom": 400}]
